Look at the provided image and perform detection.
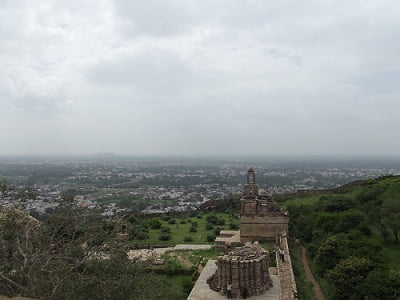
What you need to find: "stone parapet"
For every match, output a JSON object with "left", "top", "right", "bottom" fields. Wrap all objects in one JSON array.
[{"left": 277, "top": 234, "right": 298, "bottom": 300}]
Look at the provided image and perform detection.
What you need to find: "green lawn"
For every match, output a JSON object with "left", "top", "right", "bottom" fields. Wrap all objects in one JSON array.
[{"left": 127, "top": 212, "right": 239, "bottom": 247}]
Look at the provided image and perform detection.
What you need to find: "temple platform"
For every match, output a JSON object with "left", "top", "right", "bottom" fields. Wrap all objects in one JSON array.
[{"left": 187, "top": 260, "right": 280, "bottom": 300}]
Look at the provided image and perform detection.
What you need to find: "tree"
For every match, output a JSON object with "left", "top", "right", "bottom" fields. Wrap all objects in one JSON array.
[
  {"left": 314, "top": 236, "right": 339, "bottom": 274},
  {"left": 0, "top": 208, "right": 106, "bottom": 298},
  {"left": 0, "top": 209, "right": 184, "bottom": 299},
  {"left": 381, "top": 201, "right": 400, "bottom": 242},
  {"left": 327, "top": 257, "right": 372, "bottom": 298},
  {"left": 361, "top": 269, "right": 400, "bottom": 299}
]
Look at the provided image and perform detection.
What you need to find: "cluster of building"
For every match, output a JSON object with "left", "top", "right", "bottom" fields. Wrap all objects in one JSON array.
[{"left": 2, "top": 158, "right": 400, "bottom": 217}]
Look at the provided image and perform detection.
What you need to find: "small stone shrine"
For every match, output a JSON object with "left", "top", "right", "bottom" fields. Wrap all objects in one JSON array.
[
  {"left": 115, "top": 220, "right": 129, "bottom": 241},
  {"left": 207, "top": 242, "right": 273, "bottom": 298}
]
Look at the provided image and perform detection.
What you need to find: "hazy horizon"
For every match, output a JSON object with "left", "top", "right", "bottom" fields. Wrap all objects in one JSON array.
[{"left": 1, "top": 1, "right": 400, "bottom": 156}]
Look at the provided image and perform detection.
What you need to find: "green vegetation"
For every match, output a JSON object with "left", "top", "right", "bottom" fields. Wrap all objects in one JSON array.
[
  {"left": 126, "top": 212, "right": 239, "bottom": 247},
  {"left": 162, "top": 248, "right": 220, "bottom": 269},
  {"left": 289, "top": 242, "right": 316, "bottom": 300},
  {"left": 284, "top": 175, "right": 400, "bottom": 299},
  {"left": 0, "top": 208, "right": 186, "bottom": 299}
]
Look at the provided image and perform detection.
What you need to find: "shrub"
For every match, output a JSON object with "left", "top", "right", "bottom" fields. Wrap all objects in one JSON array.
[
  {"left": 205, "top": 223, "right": 214, "bottom": 230},
  {"left": 215, "top": 219, "right": 225, "bottom": 226},
  {"left": 229, "top": 223, "right": 239, "bottom": 230},
  {"left": 159, "top": 232, "right": 171, "bottom": 241},
  {"left": 206, "top": 215, "right": 218, "bottom": 224},
  {"left": 180, "top": 220, "right": 187, "bottom": 224},
  {"left": 160, "top": 227, "right": 171, "bottom": 233},
  {"left": 206, "top": 235, "right": 216, "bottom": 242},
  {"left": 168, "top": 219, "right": 176, "bottom": 224},
  {"left": 191, "top": 221, "right": 198, "bottom": 227},
  {"left": 135, "top": 231, "right": 149, "bottom": 240},
  {"left": 150, "top": 219, "right": 162, "bottom": 229},
  {"left": 214, "top": 227, "right": 222, "bottom": 235},
  {"left": 189, "top": 226, "right": 197, "bottom": 233}
]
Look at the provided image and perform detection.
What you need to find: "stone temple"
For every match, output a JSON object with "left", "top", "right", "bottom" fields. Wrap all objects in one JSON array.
[
  {"left": 207, "top": 242, "right": 273, "bottom": 298},
  {"left": 240, "top": 168, "right": 289, "bottom": 242}
]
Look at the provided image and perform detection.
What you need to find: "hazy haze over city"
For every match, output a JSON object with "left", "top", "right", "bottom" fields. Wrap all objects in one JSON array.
[{"left": 1, "top": 1, "right": 400, "bottom": 156}]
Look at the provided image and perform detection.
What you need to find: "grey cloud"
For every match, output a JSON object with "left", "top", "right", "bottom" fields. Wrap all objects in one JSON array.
[
  {"left": 87, "top": 50, "right": 196, "bottom": 99},
  {"left": 112, "top": 0, "right": 200, "bottom": 36},
  {"left": 1, "top": 0, "right": 400, "bottom": 155}
]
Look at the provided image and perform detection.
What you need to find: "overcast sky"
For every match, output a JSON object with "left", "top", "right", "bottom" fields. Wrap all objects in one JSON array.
[{"left": 1, "top": 0, "right": 400, "bottom": 156}]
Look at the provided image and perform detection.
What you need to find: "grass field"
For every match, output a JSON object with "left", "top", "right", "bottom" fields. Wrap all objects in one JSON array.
[{"left": 127, "top": 212, "right": 239, "bottom": 247}]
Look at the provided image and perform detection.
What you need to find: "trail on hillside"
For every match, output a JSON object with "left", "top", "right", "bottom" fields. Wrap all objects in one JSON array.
[{"left": 300, "top": 246, "right": 326, "bottom": 300}]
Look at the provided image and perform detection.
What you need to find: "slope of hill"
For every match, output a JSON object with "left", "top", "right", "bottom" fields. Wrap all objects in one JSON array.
[{"left": 280, "top": 175, "right": 400, "bottom": 299}]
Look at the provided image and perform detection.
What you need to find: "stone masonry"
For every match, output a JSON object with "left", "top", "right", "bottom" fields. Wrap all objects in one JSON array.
[
  {"left": 207, "top": 242, "right": 273, "bottom": 298},
  {"left": 277, "top": 232, "right": 298, "bottom": 300},
  {"left": 240, "top": 168, "right": 289, "bottom": 242}
]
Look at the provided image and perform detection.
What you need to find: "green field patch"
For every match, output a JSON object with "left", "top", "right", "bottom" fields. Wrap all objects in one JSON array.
[{"left": 127, "top": 212, "right": 239, "bottom": 247}]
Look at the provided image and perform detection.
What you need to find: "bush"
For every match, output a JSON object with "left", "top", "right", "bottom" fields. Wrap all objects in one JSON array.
[
  {"left": 215, "top": 219, "right": 225, "bottom": 226},
  {"left": 160, "top": 227, "right": 171, "bottom": 233},
  {"left": 168, "top": 219, "right": 176, "bottom": 225},
  {"left": 184, "top": 236, "right": 193, "bottom": 242},
  {"left": 229, "top": 223, "right": 239, "bottom": 230},
  {"left": 189, "top": 226, "right": 197, "bottom": 233},
  {"left": 206, "top": 215, "right": 218, "bottom": 224},
  {"left": 150, "top": 219, "right": 162, "bottom": 229},
  {"left": 205, "top": 223, "right": 214, "bottom": 230},
  {"left": 214, "top": 227, "right": 223, "bottom": 235},
  {"left": 191, "top": 221, "right": 198, "bottom": 227},
  {"left": 130, "top": 227, "right": 149, "bottom": 240},
  {"left": 159, "top": 232, "right": 171, "bottom": 241},
  {"left": 180, "top": 220, "right": 187, "bottom": 224},
  {"left": 206, "top": 235, "right": 216, "bottom": 242}
]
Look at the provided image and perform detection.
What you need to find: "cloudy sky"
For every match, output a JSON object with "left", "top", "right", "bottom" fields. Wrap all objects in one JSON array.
[{"left": 1, "top": 0, "right": 400, "bottom": 156}]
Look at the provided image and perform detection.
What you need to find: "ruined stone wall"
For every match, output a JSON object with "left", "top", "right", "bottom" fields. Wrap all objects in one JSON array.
[
  {"left": 240, "top": 214, "right": 289, "bottom": 242},
  {"left": 277, "top": 234, "right": 298, "bottom": 300}
]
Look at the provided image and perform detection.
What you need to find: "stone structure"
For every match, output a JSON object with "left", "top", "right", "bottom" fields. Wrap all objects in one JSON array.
[
  {"left": 115, "top": 220, "right": 129, "bottom": 241},
  {"left": 215, "top": 230, "right": 240, "bottom": 252},
  {"left": 207, "top": 242, "right": 273, "bottom": 298},
  {"left": 240, "top": 168, "right": 289, "bottom": 242},
  {"left": 277, "top": 232, "right": 298, "bottom": 300}
]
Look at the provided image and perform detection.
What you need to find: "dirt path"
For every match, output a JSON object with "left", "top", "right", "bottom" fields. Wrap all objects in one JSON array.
[
  {"left": 300, "top": 246, "right": 326, "bottom": 300},
  {"left": 176, "top": 255, "right": 193, "bottom": 268}
]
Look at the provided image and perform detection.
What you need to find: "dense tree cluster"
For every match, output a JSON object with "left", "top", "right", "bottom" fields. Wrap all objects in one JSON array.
[{"left": 288, "top": 176, "right": 400, "bottom": 299}]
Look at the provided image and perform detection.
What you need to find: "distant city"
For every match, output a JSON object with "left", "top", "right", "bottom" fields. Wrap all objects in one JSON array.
[{"left": 1, "top": 156, "right": 400, "bottom": 217}]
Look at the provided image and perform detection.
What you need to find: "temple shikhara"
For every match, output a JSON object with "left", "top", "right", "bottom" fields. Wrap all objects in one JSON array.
[{"left": 240, "top": 168, "right": 289, "bottom": 242}]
